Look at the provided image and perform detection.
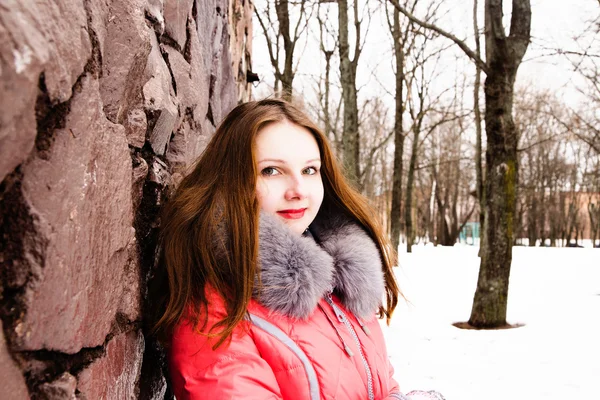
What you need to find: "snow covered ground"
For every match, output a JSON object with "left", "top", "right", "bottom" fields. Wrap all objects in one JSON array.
[{"left": 383, "top": 244, "right": 600, "bottom": 400}]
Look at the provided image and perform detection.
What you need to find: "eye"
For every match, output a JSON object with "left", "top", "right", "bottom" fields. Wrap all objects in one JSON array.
[
  {"left": 302, "top": 166, "right": 319, "bottom": 175},
  {"left": 261, "top": 167, "right": 280, "bottom": 177}
]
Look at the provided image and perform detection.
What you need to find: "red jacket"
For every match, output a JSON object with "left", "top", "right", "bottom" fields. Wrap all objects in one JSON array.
[{"left": 169, "top": 213, "right": 404, "bottom": 399}]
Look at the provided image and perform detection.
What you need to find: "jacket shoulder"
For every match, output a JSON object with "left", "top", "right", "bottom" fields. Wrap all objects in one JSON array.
[{"left": 169, "top": 292, "right": 283, "bottom": 399}]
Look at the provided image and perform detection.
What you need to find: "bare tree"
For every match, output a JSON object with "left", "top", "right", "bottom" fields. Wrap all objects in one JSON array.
[
  {"left": 421, "top": 114, "right": 476, "bottom": 247},
  {"left": 512, "top": 86, "right": 600, "bottom": 249},
  {"left": 388, "top": 1, "right": 408, "bottom": 253},
  {"left": 583, "top": 153, "right": 600, "bottom": 247},
  {"left": 589, "top": 201, "right": 600, "bottom": 247},
  {"left": 473, "top": 0, "right": 485, "bottom": 239},
  {"left": 360, "top": 98, "right": 392, "bottom": 201},
  {"left": 254, "top": 0, "right": 313, "bottom": 100},
  {"left": 386, "top": 0, "right": 435, "bottom": 253},
  {"left": 561, "top": 5, "right": 600, "bottom": 155},
  {"left": 338, "top": 0, "right": 370, "bottom": 185},
  {"left": 388, "top": 0, "right": 532, "bottom": 328},
  {"left": 404, "top": 44, "right": 451, "bottom": 252},
  {"left": 514, "top": 89, "right": 568, "bottom": 247},
  {"left": 404, "top": 73, "right": 426, "bottom": 253},
  {"left": 314, "top": 3, "right": 344, "bottom": 157}
]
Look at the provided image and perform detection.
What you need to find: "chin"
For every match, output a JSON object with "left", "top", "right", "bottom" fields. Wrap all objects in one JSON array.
[
  {"left": 282, "top": 219, "right": 308, "bottom": 235},
  {"left": 289, "top": 224, "right": 308, "bottom": 235}
]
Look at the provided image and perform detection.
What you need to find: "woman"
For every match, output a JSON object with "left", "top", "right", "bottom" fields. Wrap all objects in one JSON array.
[{"left": 153, "top": 99, "right": 443, "bottom": 400}]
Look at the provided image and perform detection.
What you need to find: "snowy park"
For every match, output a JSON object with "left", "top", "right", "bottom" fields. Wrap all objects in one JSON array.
[{"left": 384, "top": 245, "right": 600, "bottom": 400}]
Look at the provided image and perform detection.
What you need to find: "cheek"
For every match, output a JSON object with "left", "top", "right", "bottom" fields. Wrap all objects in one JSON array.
[
  {"left": 256, "top": 179, "right": 278, "bottom": 212},
  {"left": 311, "top": 179, "right": 325, "bottom": 207}
]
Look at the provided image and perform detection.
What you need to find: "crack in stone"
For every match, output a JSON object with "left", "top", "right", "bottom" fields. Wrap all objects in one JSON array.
[
  {"left": 160, "top": 32, "right": 183, "bottom": 54},
  {"left": 183, "top": 4, "right": 196, "bottom": 64},
  {"left": 139, "top": 332, "right": 171, "bottom": 399},
  {"left": 34, "top": 62, "right": 94, "bottom": 161},
  {"left": 191, "top": 0, "right": 198, "bottom": 22},
  {"left": 19, "top": 344, "right": 105, "bottom": 389},
  {"left": 83, "top": 0, "right": 103, "bottom": 79},
  {"left": 159, "top": 41, "right": 179, "bottom": 97},
  {"left": 16, "top": 323, "right": 139, "bottom": 394},
  {"left": 132, "top": 143, "right": 171, "bottom": 398},
  {"left": 34, "top": 74, "right": 72, "bottom": 160},
  {"left": 132, "top": 145, "right": 166, "bottom": 279},
  {"left": 0, "top": 168, "right": 48, "bottom": 348},
  {"left": 206, "top": 101, "right": 215, "bottom": 126},
  {"left": 34, "top": 0, "right": 105, "bottom": 161}
]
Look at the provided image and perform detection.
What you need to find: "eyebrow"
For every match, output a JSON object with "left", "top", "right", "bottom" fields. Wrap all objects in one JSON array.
[{"left": 257, "top": 158, "right": 321, "bottom": 164}]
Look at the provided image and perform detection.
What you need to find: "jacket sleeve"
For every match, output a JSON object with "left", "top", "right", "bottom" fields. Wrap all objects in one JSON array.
[
  {"left": 169, "top": 319, "right": 282, "bottom": 400},
  {"left": 384, "top": 355, "right": 403, "bottom": 400}
]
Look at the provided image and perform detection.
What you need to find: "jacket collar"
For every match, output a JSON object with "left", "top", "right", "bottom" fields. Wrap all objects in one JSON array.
[{"left": 255, "top": 210, "right": 385, "bottom": 320}]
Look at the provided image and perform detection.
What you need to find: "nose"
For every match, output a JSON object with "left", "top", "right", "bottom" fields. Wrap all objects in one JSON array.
[{"left": 284, "top": 175, "right": 307, "bottom": 200}]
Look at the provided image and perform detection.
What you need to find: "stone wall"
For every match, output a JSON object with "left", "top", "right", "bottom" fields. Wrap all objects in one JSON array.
[{"left": 0, "top": 0, "right": 253, "bottom": 398}]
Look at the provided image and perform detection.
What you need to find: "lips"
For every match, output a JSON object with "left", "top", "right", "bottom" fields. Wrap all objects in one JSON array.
[{"left": 277, "top": 208, "right": 307, "bottom": 220}]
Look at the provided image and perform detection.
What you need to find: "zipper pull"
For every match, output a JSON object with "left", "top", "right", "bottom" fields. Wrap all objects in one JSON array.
[
  {"left": 325, "top": 292, "right": 334, "bottom": 303},
  {"left": 319, "top": 302, "right": 354, "bottom": 358},
  {"left": 356, "top": 317, "right": 371, "bottom": 336},
  {"left": 332, "top": 305, "right": 344, "bottom": 323},
  {"left": 343, "top": 343, "right": 354, "bottom": 357},
  {"left": 325, "top": 293, "right": 345, "bottom": 322}
]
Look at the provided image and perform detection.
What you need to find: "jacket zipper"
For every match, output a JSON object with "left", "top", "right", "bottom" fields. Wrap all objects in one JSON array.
[{"left": 325, "top": 293, "right": 374, "bottom": 400}]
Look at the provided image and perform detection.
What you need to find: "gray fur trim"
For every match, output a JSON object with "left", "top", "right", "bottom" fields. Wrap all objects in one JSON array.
[
  {"left": 310, "top": 212, "right": 384, "bottom": 319},
  {"left": 256, "top": 211, "right": 384, "bottom": 320},
  {"left": 256, "top": 213, "right": 334, "bottom": 319}
]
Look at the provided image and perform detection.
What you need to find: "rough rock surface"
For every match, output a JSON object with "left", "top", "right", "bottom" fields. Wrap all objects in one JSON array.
[
  {"left": 0, "top": 0, "right": 91, "bottom": 183},
  {"left": 0, "top": 0, "right": 252, "bottom": 397},
  {"left": 144, "top": 29, "right": 179, "bottom": 155},
  {"left": 184, "top": 17, "right": 211, "bottom": 124},
  {"left": 125, "top": 108, "right": 149, "bottom": 148},
  {"left": 77, "top": 330, "right": 145, "bottom": 399},
  {"left": 14, "top": 75, "right": 134, "bottom": 354},
  {"left": 98, "top": 0, "right": 153, "bottom": 124},
  {"left": 164, "top": 0, "right": 194, "bottom": 50},
  {"left": 0, "top": 321, "right": 29, "bottom": 400},
  {"left": 38, "top": 372, "right": 78, "bottom": 399}
]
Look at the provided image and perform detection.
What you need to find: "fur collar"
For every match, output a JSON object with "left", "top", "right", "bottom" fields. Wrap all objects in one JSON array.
[{"left": 255, "top": 210, "right": 385, "bottom": 320}]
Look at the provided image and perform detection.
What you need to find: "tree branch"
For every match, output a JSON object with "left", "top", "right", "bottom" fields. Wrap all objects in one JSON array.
[
  {"left": 386, "top": 0, "right": 490, "bottom": 74},
  {"left": 255, "top": 7, "right": 281, "bottom": 77}
]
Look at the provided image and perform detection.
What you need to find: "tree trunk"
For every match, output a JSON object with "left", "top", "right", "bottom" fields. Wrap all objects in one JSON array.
[
  {"left": 390, "top": 6, "right": 405, "bottom": 254},
  {"left": 338, "top": 0, "right": 360, "bottom": 185},
  {"left": 590, "top": 203, "right": 600, "bottom": 247},
  {"left": 527, "top": 195, "right": 537, "bottom": 246},
  {"left": 256, "top": 0, "right": 307, "bottom": 102},
  {"left": 405, "top": 125, "right": 419, "bottom": 252},
  {"left": 469, "top": 0, "right": 531, "bottom": 328},
  {"left": 428, "top": 177, "right": 437, "bottom": 244},
  {"left": 323, "top": 52, "right": 333, "bottom": 140},
  {"left": 275, "top": 0, "right": 294, "bottom": 100},
  {"left": 470, "top": 73, "right": 519, "bottom": 326},
  {"left": 434, "top": 178, "right": 454, "bottom": 246},
  {"left": 473, "top": 0, "right": 485, "bottom": 247},
  {"left": 448, "top": 157, "right": 462, "bottom": 242}
]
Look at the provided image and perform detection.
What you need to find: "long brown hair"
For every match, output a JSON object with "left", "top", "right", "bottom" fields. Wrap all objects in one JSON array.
[{"left": 153, "top": 99, "right": 399, "bottom": 348}]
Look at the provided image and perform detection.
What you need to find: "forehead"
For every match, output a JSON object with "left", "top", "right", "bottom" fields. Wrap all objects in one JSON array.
[{"left": 255, "top": 121, "right": 321, "bottom": 162}]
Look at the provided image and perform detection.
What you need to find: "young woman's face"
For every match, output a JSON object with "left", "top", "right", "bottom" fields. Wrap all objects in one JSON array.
[{"left": 255, "top": 120, "right": 324, "bottom": 235}]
